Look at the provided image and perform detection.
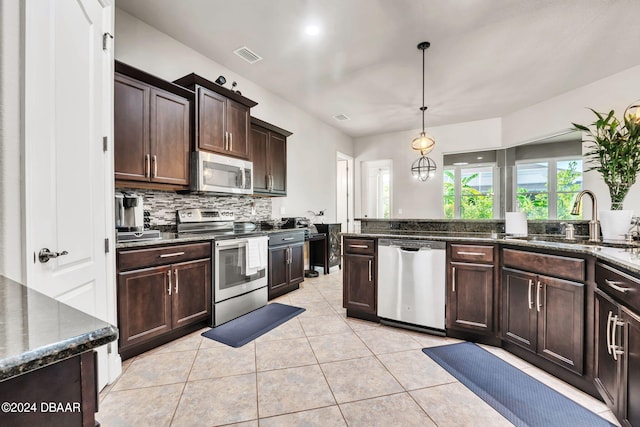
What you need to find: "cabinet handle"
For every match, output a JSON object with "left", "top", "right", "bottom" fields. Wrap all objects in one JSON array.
[
  {"left": 152, "top": 155, "right": 157, "bottom": 178},
  {"left": 368, "top": 259, "right": 372, "bottom": 282},
  {"left": 604, "top": 279, "right": 632, "bottom": 293},
  {"left": 270, "top": 175, "right": 274, "bottom": 191},
  {"left": 528, "top": 279, "right": 533, "bottom": 310},
  {"left": 606, "top": 311, "right": 614, "bottom": 356},
  {"left": 167, "top": 270, "right": 172, "bottom": 295},
  {"left": 159, "top": 252, "right": 185, "bottom": 258},
  {"left": 536, "top": 280, "right": 542, "bottom": 312},
  {"left": 456, "top": 251, "right": 485, "bottom": 256},
  {"left": 224, "top": 131, "right": 228, "bottom": 150},
  {"left": 288, "top": 247, "right": 292, "bottom": 264},
  {"left": 145, "top": 154, "right": 150, "bottom": 177},
  {"left": 452, "top": 267, "right": 456, "bottom": 292},
  {"left": 174, "top": 270, "right": 179, "bottom": 294},
  {"left": 611, "top": 315, "right": 624, "bottom": 361},
  {"left": 349, "top": 244, "right": 369, "bottom": 249},
  {"left": 283, "top": 237, "right": 295, "bottom": 241},
  {"left": 229, "top": 132, "right": 233, "bottom": 152}
]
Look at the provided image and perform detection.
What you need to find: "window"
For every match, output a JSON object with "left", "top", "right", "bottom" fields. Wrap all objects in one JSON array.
[
  {"left": 515, "top": 158, "right": 582, "bottom": 219},
  {"left": 444, "top": 164, "right": 497, "bottom": 219},
  {"left": 362, "top": 160, "right": 392, "bottom": 218}
]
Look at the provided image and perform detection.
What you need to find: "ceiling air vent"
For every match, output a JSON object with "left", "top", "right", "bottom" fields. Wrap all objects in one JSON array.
[
  {"left": 233, "top": 46, "right": 263, "bottom": 64},
  {"left": 333, "top": 114, "right": 350, "bottom": 121}
]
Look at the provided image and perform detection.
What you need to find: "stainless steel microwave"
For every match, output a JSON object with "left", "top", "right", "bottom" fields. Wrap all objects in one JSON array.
[{"left": 191, "top": 151, "right": 253, "bottom": 195}]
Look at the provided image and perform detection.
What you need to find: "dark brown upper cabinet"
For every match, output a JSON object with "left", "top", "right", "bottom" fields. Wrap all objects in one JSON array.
[
  {"left": 173, "top": 73, "right": 258, "bottom": 160},
  {"left": 114, "top": 62, "right": 193, "bottom": 191},
  {"left": 250, "top": 117, "right": 292, "bottom": 196}
]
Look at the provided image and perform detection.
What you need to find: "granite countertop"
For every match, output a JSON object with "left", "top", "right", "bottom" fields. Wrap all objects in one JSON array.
[
  {"left": 343, "top": 232, "right": 640, "bottom": 275},
  {"left": 116, "top": 228, "right": 305, "bottom": 249},
  {"left": 0, "top": 276, "right": 118, "bottom": 382}
]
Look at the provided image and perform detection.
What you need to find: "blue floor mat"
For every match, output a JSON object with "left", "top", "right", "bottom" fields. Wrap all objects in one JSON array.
[
  {"left": 202, "top": 302, "right": 305, "bottom": 348},
  {"left": 423, "top": 342, "right": 614, "bottom": 427}
]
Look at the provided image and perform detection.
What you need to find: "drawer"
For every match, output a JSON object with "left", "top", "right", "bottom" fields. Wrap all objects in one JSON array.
[
  {"left": 450, "top": 244, "right": 494, "bottom": 263},
  {"left": 268, "top": 230, "right": 305, "bottom": 246},
  {"left": 118, "top": 242, "right": 211, "bottom": 271},
  {"left": 343, "top": 238, "right": 375, "bottom": 255},
  {"left": 596, "top": 262, "right": 640, "bottom": 313},
  {"left": 502, "top": 248, "right": 585, "bottom": 282}
]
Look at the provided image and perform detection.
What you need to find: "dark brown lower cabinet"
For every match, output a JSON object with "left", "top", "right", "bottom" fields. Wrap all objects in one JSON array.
[
  {"left": 448, "top": 262, "right": 494, "bottom": 333},
  {"left": 343, "top": 237, "right": 377, "bottom": 320},
  {"left": 117, "top": 243, "right": 211, "bottom": 359},
  {"left": 267, "top": 231, "right": 304, "bottom": 299},
  {"left": 0, "top": 352, "right": 97, "bottom": 427},
  {"left": 502, "top": 268, "right": 584, "bottom": 374},
  {"left": 594, "top": 265, "right": 640, "bottom": 427}
]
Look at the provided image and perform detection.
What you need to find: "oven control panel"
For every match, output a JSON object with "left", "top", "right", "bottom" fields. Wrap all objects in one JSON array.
[{"left": 177, "top": 208, "right": 235, "bottom": 223}]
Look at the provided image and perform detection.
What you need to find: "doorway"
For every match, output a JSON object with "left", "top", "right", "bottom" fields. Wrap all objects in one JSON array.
[{"left": 336, "top": 152, "right": 354, "bottom": 232}]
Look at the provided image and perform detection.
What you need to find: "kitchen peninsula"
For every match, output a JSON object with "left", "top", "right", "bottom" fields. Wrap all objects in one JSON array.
[
  {"left": 344, "top": 218, "right": 640, "bottom": 427},
  {"left": 0, "top": 276, "right": 118, "bottom": 427}
]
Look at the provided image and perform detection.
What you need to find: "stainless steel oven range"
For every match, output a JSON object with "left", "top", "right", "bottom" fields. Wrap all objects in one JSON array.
[{"left": 177, "top": 208, "right": 268, "bottom": 326}]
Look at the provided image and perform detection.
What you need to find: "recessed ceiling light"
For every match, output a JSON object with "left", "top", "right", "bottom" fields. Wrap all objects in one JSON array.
[
  {"left": 477, "top": 156, "right": 484, "bottom": 160},
  {"left": 452, "top": 162, "right": 469, "bottom": 166},
  {"left": 305, "top": 25, "right": 320, "bottom": 36}
]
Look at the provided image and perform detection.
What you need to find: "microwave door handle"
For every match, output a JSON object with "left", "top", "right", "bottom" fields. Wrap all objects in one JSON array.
[{"left": 241, "top": 168, "right": 246, "bottom": 189}]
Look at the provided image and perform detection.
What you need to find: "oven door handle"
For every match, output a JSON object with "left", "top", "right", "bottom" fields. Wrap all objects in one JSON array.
[{"left": 216, "top": 239, "right": 248, "bottom": 248}]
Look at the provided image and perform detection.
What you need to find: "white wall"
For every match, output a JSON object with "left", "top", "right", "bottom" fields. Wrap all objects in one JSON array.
[
  {"left": 0, "top": 0, "right": 24, "bottom": 282},
  {"left": 114, "top": 9, "right": 353, "bottom": 223},
  {"left": 354, "top": 118, "right": 502, "bottom": 219},
  {"left": 502, "top": 65, "right": 640, "bottom": 216}
]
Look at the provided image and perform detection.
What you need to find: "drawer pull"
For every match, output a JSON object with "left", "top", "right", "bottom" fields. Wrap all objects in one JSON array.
[
  {"left": 159, "top": 252, "right": 185, "bottom": 258},
  {"left": 456, "top": 251, "right": 485, "bottom": 256},
  {"left": 604, "top": 279, "right": 632, "bottom": 293},
  {"left": 349, "top": 244, "right": 369, "bottom": 249},
  {"left": 282, "top": 237, "right": 295, "bottom": 241}
]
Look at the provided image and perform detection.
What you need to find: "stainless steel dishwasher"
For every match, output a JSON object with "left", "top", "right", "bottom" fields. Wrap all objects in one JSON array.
[{"left": 377, "top": 239, "right": 446, "bottom": 334}]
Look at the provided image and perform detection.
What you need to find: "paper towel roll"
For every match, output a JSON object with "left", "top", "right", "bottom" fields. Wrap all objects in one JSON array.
[{"left": 505, "top": 212, "right": 528, "bottom": 236}]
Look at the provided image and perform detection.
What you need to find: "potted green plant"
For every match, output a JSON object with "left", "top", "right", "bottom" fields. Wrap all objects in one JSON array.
[{"left": 572, "top": 105, "right": 640, "bottom": 239}]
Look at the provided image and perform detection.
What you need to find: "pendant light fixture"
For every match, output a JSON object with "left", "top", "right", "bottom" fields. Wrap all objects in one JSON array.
[{"left": 411, "top": 41, "right": 437, "bottom": 181}]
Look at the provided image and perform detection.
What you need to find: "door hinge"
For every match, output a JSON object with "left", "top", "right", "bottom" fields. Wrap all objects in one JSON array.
[
  {"left": 104, "top": 238, "right": 110, "bottom": 253},
  {"left": 103, "top": 136, "right": 108, "bottom": 152},
  {"left": 102, "top": 32, "right": 114, "bottom": 51}
]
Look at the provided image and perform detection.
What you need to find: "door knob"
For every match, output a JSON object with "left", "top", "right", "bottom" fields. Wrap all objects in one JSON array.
[{"left": 38, "top": 248, "right": 69, "bottom": 263}]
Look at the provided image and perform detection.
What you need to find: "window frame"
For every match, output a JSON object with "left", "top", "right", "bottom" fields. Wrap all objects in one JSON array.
[
  {"left": 444, "top": 163, "right": 499, "bottom": 219},
  {"left": 513, "top": 156, "right": 583, "bottom": 220}
]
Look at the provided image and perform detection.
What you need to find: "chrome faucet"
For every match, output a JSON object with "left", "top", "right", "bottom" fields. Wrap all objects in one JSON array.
[{"left": 571, "top": 190, "right": 600, "bottom": 242}]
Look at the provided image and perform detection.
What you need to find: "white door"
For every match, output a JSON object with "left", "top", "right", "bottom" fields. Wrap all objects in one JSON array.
[
  {"left": 23, "top": 0, "right": 119, "bottom": 389},
  {"left": 336, "top": 152, "right": 354, "bottom": 232}
]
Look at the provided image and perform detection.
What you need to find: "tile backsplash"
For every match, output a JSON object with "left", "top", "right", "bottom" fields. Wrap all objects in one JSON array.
[{"left": 118, "top": 188, "right": 273, "bottom": 228}]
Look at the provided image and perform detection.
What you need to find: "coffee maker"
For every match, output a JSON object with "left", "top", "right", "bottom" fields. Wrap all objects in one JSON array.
[{"left": 115, "top": 191, "right": 144, "bottom": 232}]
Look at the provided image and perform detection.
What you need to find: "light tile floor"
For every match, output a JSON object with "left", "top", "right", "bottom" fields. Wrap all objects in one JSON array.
[{"left": 97, "top": 270, "right": 620, "bottom": 427}]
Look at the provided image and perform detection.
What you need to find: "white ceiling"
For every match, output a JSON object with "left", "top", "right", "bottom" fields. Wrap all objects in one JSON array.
[{"left": 116, "top": 0, "right": 640, "bottom": 138}]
